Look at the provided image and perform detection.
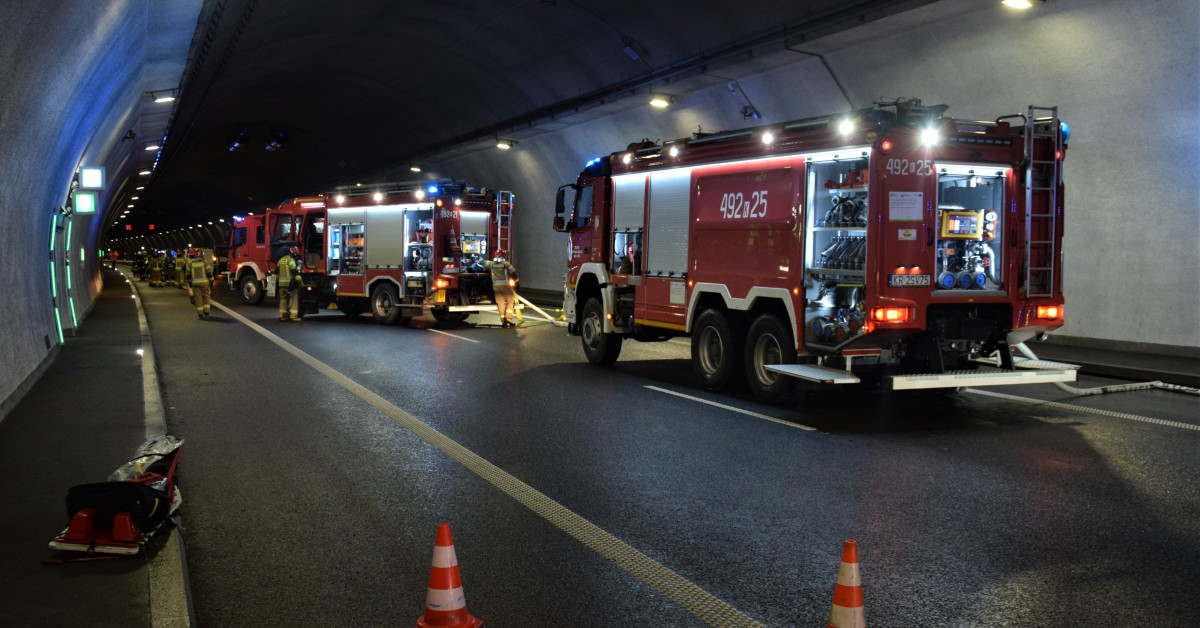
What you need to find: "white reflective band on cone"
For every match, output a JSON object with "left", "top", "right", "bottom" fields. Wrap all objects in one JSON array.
[
  {"left": 425, "top": 586, "right": 467, "bottom": 611},
  {"left": 836, "top": 562, "right": 860, "bottom": 586},
  {"left": 829, "top": 604, "right": 865, "bottom": 626},
  {"left": 432, "top": 545, "right": 458, "bottom": 568}
]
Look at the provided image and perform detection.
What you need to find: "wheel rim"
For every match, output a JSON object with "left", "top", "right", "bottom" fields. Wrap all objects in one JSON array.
[
  {"left": 582, "top": 313, "right": 600, "bottom": 350},
  {"left": 241, "top": 280, "right": 256, "bottom": 300},
  {"left": 374, "top": 291, "right": 393, "bottom": 315},
  {"left": 698, "top": 326, "right": 724, "bottom": 375},
  {"left": 751, "top": 333, "right": 782, "bottom": 385}
]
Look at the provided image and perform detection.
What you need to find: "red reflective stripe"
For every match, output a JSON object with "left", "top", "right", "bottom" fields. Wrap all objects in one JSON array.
[
  {"left": 832, "top": 582, "right": 863, "bottom": 607},
  {"left": 427, "top": 565, "right": 462, "bottom": 589}
]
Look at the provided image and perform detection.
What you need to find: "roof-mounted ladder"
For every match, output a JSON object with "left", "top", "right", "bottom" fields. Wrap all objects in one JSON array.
[
  {"left": 1023, "top": 105, "right": 1061, "bottom": 298},
  {"left": 495, "top": 191, "right": 515, "bottom": 255}
]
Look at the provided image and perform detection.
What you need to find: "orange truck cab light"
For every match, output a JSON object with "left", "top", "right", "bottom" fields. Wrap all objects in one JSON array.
[
  {"left": 1036, "top": 305, "right": 1062, "bottom": 320},
  {"left": 871, "top": 306, "right": 911, "bottom": 323}
]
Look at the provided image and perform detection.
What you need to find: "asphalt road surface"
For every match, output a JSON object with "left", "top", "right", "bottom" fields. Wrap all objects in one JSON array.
[{"left": 135, "top": 281, "right": 1199, "bottom": 627}]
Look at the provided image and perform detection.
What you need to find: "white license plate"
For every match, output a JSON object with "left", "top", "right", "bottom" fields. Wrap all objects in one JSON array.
[{"left": 888, "top": 274, "right": 931, "bottom": 287}]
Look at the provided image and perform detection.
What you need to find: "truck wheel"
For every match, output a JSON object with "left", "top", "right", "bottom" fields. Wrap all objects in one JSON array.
[
  {"left": 744, "top": 314, "right": 796, "bottom": 403},
  {"left": 692, "top": 308, "right": 743, "bottom": 391},
  {"left": 432, "top": 309, "right": 470, "bottom": 323},
  {"left": 371, "top": 284, "right": 401, "bottom": 325},
  {"left": 581, "top": 297, "right": 622, "bottom": 364},
  {"left": 239, "top": 274, "right": 264, "bottom": 305}
]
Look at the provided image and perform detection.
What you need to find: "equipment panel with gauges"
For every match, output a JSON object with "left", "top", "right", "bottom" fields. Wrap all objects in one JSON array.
[{"left": 934, "top": 164, "right": 1008, "bottom": 292}]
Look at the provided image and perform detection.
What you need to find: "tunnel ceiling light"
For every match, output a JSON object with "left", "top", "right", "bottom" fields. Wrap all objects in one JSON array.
[
  {"left": 410, "top": 164, "right": 422, "bottom": 172},
  {"left": 496, "top": 138, "right": 515, "bottom": 150},
  {"left": 143, "top": 142, "right": 160, "bottom": 151},
  {"left": 150, "top": 89, "right": 177, "bottom": 103},
  {"left": 1001, "top": 0, "right": 1044, "bottom": 8},
  {"left": 649, "top": 93, "right": 673, "bottom": 108},
  {"left": 139, "top": 170, "right": 151, "bottom": 176}
]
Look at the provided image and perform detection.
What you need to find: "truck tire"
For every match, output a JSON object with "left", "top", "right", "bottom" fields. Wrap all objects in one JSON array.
[
  {"left": 432, "top": 309, "right": 470, "bottom": 323},
  {"left": 744, "top": 313, "right": 796, "bottom": 403},
  {"left": 239, "top": 274, "right": 264, "bottom": 305},
  {"left": 581, "top": 297, "right": 622, "bottom": 364},
  {"left": 371, "top": 284, "right": 402, "bottom": 325},
  {"left": 691, "top": 308, "right": 743, "bottom": 391}
]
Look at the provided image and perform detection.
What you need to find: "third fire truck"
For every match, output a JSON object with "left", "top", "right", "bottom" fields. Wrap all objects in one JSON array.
[
  {"left": 553, "top": 99, "right": 1077, "bottom": 400},
  {"left": 227, "top": 180, "right": 514, "bottom": 323}
]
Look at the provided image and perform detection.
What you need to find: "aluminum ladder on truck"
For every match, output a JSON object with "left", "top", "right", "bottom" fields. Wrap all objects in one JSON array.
[
  {"left": 1024, "top": 105, "right": 1061, "bottom": 298},
  {"left": 495, "top": 191, "right": 515, "bottom": 255}
]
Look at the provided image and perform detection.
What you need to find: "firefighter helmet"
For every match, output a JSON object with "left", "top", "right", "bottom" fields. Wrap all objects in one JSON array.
[
  {"left": 494, "top": 248, "right": 507, "bottom": 259},
  {"left": 289, "top": 246, "right": 300, "bottom": 256},
  {"left": 188, "top": 248, "right": 202, "bottom": 259}
]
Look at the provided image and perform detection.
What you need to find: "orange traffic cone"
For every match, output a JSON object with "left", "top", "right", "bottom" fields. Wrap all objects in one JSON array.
[
  {"left": 827, "top": 539, "right": 865, "bottom": 628},
  {"left": 416, "top": 523, "right": 483, "bottom": 628}
]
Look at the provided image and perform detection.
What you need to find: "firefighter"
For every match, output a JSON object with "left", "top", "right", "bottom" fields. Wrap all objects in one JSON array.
[
  {"left": 276, "top": 246, "right": 302, "bottom": 322},
  {"left": 107, "top": 249, "right": 119, "bottom": 271},
  {"left": 187, "top": 248, "right": 214, "bottom": 318},
  {"left": 174, "top": 250, "right": 187, "bottom": 288},
  {"left": 148, "top": 251, "right": 163, "bottom": 287},
  {"left": 483, "top": 249, "right": 517, "bottom": 328}
]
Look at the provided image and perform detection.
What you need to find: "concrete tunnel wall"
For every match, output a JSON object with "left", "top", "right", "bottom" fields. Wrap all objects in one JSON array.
[
  {"left": 1, "top": 1, "right": 154, "bottom": 416},
  {"left": 430, "top": 0, "right": 1200, "bottom": 354}
]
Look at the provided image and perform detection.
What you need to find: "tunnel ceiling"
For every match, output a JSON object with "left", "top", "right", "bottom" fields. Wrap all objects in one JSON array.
[{"left": 124, "top": 0, "right": 934, "bottom": 233}]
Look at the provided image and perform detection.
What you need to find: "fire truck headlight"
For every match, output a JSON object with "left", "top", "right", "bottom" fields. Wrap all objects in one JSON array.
[
  {"left": 1036, "top": 305, "right": 1062, "bottom": 320},
  {"left": 837, "top": 119, "right": 855, "bottom": 136}
]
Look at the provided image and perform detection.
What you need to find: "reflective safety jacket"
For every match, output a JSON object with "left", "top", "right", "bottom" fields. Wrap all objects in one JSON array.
[
  {"left": 483, "top": 259, "right": 515, "bottom": 286},
  {"left": 277, "top": 255, "right": 299, "bottom": 287},
  {"left": 188, "top": 258, "right": 211, "bottom": 285}
]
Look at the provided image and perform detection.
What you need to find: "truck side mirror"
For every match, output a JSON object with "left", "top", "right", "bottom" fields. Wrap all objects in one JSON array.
[{"left": 552, "top": 186, "right": 570, "bottom": 232}]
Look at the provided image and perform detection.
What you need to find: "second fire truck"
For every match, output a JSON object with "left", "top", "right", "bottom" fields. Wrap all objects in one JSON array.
[
  {"left": 226, "top": 180, "right": 514, "bottom": 323},
  {"left": 553, "top": 99, "right": 1077, "bottom": 400}
]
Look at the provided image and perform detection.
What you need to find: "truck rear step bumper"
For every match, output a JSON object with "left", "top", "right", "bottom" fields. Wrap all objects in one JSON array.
[{"left": 766, "top": 357, "right": 1080, "bottom": 389}]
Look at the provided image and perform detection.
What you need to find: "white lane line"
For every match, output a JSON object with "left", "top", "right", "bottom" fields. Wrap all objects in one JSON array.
[
  {"left": 426, "top": 328, "right": 481, "bottom": 343},
  {"left": 213, "top": 301, "right": 762, "bottom": 627},
  {"left": 645, "top": 386, "right": 818, "bottom": 431},
  {"left": 966, "top": 388, "right": 1200, "bottom": 431},
  {"left": 124, "top": 271, "right": 195, "bottom": 628}
]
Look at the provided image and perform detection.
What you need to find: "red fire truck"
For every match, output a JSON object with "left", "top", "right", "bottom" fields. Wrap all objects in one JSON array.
[
  {"left": 553, "top": 99, "right": 1077, "bottom": 401},
  {"left": 226, "top": 180, "right": 514, "bottom": 323}
]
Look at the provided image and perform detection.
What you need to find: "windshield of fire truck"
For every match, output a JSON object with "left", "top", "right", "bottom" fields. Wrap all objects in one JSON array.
[{"left": 933, "top": 164, "right": 1009, "bottom": 292}]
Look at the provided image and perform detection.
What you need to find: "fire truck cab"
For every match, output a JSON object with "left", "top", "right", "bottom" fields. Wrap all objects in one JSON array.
[{"left": 553, "top": 99, "right": 1077, "bottom": 401}]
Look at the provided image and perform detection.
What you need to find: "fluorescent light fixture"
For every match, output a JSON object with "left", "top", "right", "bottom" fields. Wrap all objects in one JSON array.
[
  {"left": 649, "top": 93, "right": 673, "bottom": 108},
  {"left": 144, "top": 142, "right": 160, "bottom": 151},
  {"left": 152, "top": 89, "right": 177, "bottom": 103},
  {"left": 496, "top": 138, "right": 514, "bottom": 150},
  {"left": 1001, "top": 0, "right": 1043, "bottom": 8},
  {"left": 139, "top": 170, "right": 151, "bottom": 176},
  {"left": 79, "top": 166, "right": 105, "bottom": 189},
  {"left": 73, "top": 190, "right": 98, "bottom": 214},
  {"left": 410, "top": 164, "right": 422, "bottom": 172}
]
